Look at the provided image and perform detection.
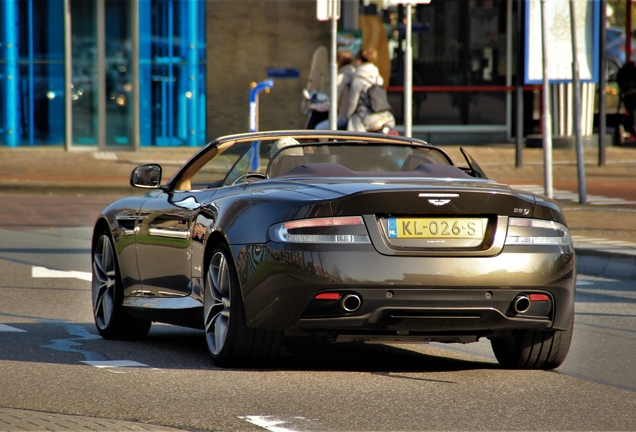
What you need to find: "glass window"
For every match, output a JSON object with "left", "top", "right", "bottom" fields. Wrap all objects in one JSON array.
[
  {"left": 0, "top": 0, "right": 65, "bottom": 147},
  {"left": 140, "top": 0, "right": 206, "bottom": 147},
  {"left": 382, "top": 0, "right": 508, "bottom": 126},
  {"left": 105, "top": 0, "right": 132, "bottom": 146},
  {"left": 71, "top": 0, "right": 98, "bottom": 145}
]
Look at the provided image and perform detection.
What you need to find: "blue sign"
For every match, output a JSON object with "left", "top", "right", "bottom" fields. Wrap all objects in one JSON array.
[{"left": 267, "top": 68, "right": 300, "bottom": 79}]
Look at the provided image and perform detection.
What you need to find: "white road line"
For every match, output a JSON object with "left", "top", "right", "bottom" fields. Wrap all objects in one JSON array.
[
  {"left": 81, "top": 360, "right": 149, "bottom": 368},
  {"left": 241, "top": 416, "right": 300, "bottom": 432},
  {"left": 32, "top": 266, "right": 92, "bottom": 282},
  {"left": 240, "top": 416, "right": 326, "bottom": 432},
  {"left": 0, "top": 324, "right": 27, "bottom": 332}
]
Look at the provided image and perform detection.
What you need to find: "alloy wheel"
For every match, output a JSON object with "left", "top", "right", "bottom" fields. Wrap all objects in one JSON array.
[
  {"left": 92, "top": 234, "right": 116, "bottom": 330},
  {"left": 204, "top": 250, "right": 232, "bottom": 356}
]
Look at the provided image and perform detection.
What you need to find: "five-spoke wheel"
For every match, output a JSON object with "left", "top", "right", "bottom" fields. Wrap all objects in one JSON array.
[
  {"left": 203, "top": 245, "right": 282, "bottom": 366},
  {"left": 92, "top": 231, "right": 151, "bottom": 339},
  {"left": 204, "top": 249, "right": 233, "bottom": 356}
]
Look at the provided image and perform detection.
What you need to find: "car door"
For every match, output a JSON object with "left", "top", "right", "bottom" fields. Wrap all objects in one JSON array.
[
  {"left": 135, "top": 190, "right": 214, "bottom": 297},
  {"left": 134, "top": 141, "right": 259, "bottom": 297}
]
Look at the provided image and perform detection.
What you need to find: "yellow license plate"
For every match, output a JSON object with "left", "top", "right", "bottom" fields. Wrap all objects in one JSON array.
[{"left": 387, "top": 218, "right": 484, "bottom": 239}]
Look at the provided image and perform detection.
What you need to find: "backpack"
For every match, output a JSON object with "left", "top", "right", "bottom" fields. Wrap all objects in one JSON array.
[{"left": 362, "top": 83, "right": 392, "bottom": 113}]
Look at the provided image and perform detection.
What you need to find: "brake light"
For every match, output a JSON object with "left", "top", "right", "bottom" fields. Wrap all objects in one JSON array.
[
  {"left": 315, "top": 293, "right": 341, "bottom": 300},
  {"left": 270, "top": 216, "right": 371, "bottom": 244},
  {"left": 505, "top": 218, "right": 572, "bottom": 246}
]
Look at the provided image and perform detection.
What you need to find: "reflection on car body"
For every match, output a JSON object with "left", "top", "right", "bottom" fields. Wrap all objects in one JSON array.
[{"left": 92, "top": 130, "right": 575, "bottom": 369}]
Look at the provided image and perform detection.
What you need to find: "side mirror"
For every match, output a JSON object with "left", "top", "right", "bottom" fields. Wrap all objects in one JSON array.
[{"left": 130, "top": 164, "right": 162, "bottom": 188}]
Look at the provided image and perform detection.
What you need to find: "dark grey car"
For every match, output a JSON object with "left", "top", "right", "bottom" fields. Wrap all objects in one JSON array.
[{"left": 92, "top": 130, "right": 574, "bottom": 369}]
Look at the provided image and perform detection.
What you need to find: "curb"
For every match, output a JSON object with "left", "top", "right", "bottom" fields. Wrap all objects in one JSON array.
[{"left": 575, "top": 248, "right": 636, "bottom": 280}]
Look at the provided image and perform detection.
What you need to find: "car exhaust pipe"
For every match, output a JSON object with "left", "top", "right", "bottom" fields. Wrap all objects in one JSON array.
[
  {"left": 512, "top": 295, "right": 531, "bottom": 314},
  {"left": 340, "top": 294, "right": 362, "bottom": 313}
]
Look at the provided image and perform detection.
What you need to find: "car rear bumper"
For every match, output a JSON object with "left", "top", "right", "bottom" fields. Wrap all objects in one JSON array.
[
  {"left": 232, "top": 243, "right": 575, "bottom": 334},
  {"left": 293, "top": 287, "right": 558, "bottom": 342}
]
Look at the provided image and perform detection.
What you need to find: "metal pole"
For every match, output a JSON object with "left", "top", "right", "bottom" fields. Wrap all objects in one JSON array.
[
  {"left": 505, "top": 0, "right": 513, "bottom": 142},
  {"left": 3, "top": 0, "right": 18, "bottom": 147},
  {"left": 404, "top": 3, "right": 413, "bottom": 137},
  {"left": 131, "top": 0, "right": 141, "bottom": 151},
  {"left": 569, "top": 0, "right": 586, "bottom": 204},
  {"left": 540, "top": 0, "right": 553, "bottom": 198},
  {"left": 329, "top": 8, "right": 338, "bottom": 130},
  {"left": 515, "top": 0, "right": 524, "bottom": 167},
  {"left": 248, "top": 80, "right": 274, "bottom": 171},
  {"left": 598, "top": 0, "right": 607, "bottom": 166},
  {"left": 97, "top": 0, "right": 106, "bottom": 150},
  {"left": 627, "top": 0, "right": 632, "bottom": 63},
  {"left": 63, "top": 0, "right": 73, "bottom": 151}
]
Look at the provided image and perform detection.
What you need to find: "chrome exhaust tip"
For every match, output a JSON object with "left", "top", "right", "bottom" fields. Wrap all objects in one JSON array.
[
  {"left": 512, "top": 295, "right": 531, "bottom": 314},
  {"left": 340, "top": 294, "right": 362, "bottom": 313}
]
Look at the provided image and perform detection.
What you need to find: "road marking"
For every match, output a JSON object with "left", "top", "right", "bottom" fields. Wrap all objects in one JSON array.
[
  {"left": 513, "top": 184, "right": 636, "bottom": 206},
  {"left": 81, "top": 360, "right": 149, "bottom": 368},
  {"left": 240, "top": 416, "right": 327, "bottom": 432},
  {"left": 0, "top": 324, "right": 27, "bottom": 332},
  {"left": 32, "top": 266, "right": 92, "bottom": 282}
]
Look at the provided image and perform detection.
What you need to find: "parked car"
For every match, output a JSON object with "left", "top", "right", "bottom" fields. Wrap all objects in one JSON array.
[{"left": 92, "top": 130, "right": 575, "bottom": 369}]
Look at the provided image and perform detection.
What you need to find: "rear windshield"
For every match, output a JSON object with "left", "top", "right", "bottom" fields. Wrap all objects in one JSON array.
[{"left": 267, "top": 143, "right": 452, "bottom": 178}]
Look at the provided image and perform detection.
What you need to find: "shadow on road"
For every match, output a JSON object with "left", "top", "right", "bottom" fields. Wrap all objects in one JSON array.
[{"left": 0, "top": 319, "right": 499, "bottom": 374}]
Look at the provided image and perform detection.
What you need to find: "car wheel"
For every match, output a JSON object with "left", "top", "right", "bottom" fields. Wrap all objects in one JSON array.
[
  {"left": 92, "top": 232, "right": 151, "bottom": 340},
  {"left": 490, "top": 316, "right": 573, "bottom": 370},
  {"left": 204, "top": 245, "right": 282, "bottom": 366}
]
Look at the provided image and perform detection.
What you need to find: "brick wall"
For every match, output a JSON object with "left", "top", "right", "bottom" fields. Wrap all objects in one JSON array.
[{"left": 206, "top": 1, "right": 331, "bottom": 140}]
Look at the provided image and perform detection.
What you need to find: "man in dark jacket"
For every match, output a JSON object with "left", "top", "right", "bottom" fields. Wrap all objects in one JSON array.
[{"left": 616, "top": 62, "right": 636, "bottom": 137}]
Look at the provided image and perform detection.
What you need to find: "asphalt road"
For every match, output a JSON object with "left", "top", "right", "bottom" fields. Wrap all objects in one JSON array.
[{"left": 1, "top": 195, "right": 636, "bottom": 431}]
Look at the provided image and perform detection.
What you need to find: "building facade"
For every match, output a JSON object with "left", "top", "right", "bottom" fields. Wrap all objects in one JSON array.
[{"left": 1, "top": 0, "right": 534, "bottom": 149}]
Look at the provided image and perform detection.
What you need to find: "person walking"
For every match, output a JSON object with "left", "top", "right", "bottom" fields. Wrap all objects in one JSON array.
[
  {"left": 316, "top": 49, "right": 356, "bottom": 130},
  {"left": 345, "top": 48, "right": 395, "bottom": 133}
]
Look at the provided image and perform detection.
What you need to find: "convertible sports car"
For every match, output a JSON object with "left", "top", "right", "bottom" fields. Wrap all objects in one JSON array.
[{"left": 92, "top": 130, "right": 575, "bottom": 369}]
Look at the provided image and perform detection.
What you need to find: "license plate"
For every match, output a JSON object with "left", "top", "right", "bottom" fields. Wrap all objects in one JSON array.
[{"left": 387, "top": 218, "right": 484, "bottom": 239}]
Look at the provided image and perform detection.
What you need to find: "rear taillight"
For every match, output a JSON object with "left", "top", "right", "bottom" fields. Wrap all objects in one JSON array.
[
  {"left": 270, "top": 216, "right": 370, "bottom": 244},
  {"left": 505, "top": 218, "right": 572, "bottom": 246}
]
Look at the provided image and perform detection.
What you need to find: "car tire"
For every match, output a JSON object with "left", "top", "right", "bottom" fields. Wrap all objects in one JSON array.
[
  {"left": 204, "top": 245, "right": 282, "bottom": 367},
  {"left": 490, "top": 316, "right": 573, "bottom": 370},
  {"left": 92, "top": 232, "right": 152, "bottom": 340}
]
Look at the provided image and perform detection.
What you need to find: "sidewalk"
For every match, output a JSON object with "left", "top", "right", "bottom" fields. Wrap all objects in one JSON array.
[
  {"left": 0, "top": 406, "right": 185, "bottom": 431},
  {"left": 1, "top": 142, "right": 635, "bottom": 280}
]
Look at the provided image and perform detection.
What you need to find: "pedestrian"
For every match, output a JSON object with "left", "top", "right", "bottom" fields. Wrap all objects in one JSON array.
[
  {"left": 315, "top": 49, "right": 356, "bottom": 130},
  {"left": 345, "top": 48, "right": 395, "bottom": 133},
  {"left": 616, "top": 61, "right": 636, "bottom": 138}
]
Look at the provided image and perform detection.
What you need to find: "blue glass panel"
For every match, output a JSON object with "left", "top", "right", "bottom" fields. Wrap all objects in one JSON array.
[
  {"left": 139, "top": 0, "right": 206, "bottom": 146},
  {"left": 1, "top": 0, "right": 65, "bottom": 146},
  {"left": 18, "top": 0, "right": 65, "bottom": 61}
]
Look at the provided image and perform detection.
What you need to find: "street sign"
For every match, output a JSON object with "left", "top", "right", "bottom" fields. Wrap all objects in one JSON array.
[
  {"left": 316, "top": 0, "right": 340, "bottom": 21},
  {"left": 266, "top": 68, "right": 300, "bottom": 79}
]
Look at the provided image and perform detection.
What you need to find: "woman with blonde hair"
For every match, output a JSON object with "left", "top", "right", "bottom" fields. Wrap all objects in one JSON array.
[{"left": 346, "top": 48, "right": 395, "bottom": 133}]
